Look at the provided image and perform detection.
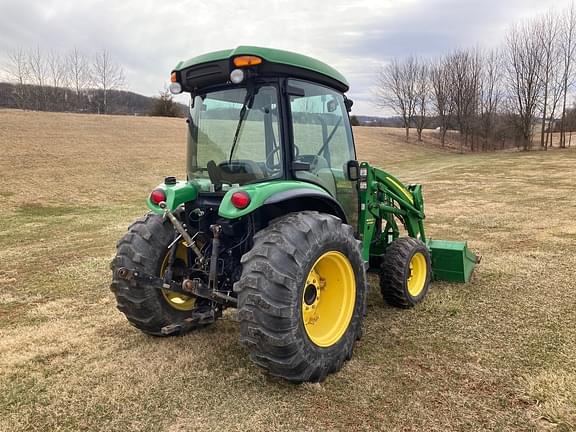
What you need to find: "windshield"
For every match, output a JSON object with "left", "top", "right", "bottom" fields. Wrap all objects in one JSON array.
[{"left": 187, "top": 85, "right": 282, "bottom": 191}]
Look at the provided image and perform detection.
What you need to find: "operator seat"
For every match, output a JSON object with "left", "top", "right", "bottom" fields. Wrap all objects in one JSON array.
[{"left": 207, "top": 159, "right": 265, "bottom": 185}]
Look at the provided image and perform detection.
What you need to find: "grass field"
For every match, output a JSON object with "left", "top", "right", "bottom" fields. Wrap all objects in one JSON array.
[{"left": 0, "top": 109, "right": 575, "bottom": 431}]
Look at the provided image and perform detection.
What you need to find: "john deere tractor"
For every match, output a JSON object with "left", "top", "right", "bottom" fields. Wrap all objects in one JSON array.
[{"left": 110, "top": 46, "right": 477, "bottom": 382}]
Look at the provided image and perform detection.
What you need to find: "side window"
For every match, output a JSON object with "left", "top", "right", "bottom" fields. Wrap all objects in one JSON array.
[
  {"left": 289, "top": 80, "right": 355, "bottom": 172},
  {"left": 289, "top": 79, "right": 358, "bottom": 226}
]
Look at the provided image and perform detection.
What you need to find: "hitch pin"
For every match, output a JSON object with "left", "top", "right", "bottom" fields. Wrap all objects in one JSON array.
[{"left": 159, "top": 202, "right": 202, "bottom": 259}]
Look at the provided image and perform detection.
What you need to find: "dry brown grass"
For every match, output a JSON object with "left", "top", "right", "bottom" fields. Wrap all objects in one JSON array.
[{"left": 0, "top": 109, "right": 575, "bottom": 431}]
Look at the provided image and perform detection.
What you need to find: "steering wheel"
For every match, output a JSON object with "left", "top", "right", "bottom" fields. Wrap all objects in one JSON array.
[
  {"left": 266, "top": 146, "right": 282, "bottom": 170},
  {"left": 265, "top": 145, "right": 301, "bottom": 171}
]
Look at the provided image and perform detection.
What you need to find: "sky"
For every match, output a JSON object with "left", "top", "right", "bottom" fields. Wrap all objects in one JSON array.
[{"left": 0, "top": 0, "right": 574, "bottom": 116}]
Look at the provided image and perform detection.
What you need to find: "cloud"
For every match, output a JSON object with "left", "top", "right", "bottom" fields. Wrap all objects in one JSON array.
[{"left": 0, "top": 0, "right": 573, "bottom": 115}]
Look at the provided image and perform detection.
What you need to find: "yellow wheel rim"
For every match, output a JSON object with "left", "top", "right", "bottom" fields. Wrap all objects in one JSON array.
[
  {"left": 160, "top": 242, "right": 196, "bottom": 311},
  {"left": 407, "top": 252, "right": 427, "bottom": 297},
  {"left": 301, "top": 251, "right": 356, "bottom": 348}
]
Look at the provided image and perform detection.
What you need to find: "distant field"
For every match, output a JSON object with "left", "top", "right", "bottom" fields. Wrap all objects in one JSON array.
[{"left": 0, "top": 109, "right": 575, "bottom": 431}]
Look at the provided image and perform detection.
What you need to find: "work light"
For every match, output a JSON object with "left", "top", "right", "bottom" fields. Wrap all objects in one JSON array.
[
  {"left": 230, "top": 68, "right": 245, "bottom": 84},
  {"left": 169, "top": 82, "right": 182, "bottom": 94}
]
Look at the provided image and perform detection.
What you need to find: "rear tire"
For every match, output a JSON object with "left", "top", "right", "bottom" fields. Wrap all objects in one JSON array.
[
  {"left": 235, "top": 211, "right": 367, "bottom": 383},
  {"left": 110, "top": 213, "right": 203, "bottom": 336},
  {"left": 380, "top": 237, "right": 431, "bottom": 308}
]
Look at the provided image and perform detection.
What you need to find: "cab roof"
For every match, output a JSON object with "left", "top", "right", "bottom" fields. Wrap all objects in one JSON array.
[{"left": 173, "top": 46, "right": 349, "bottom": 93}]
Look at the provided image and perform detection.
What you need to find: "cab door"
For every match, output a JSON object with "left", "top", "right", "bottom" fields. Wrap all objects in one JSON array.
[{"left": 288, "top": 79, "right": 359, "bottom": 227}]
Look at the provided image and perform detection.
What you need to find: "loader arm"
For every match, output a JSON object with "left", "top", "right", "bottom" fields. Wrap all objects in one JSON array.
[
  {"left": 357, "top": 162, "right": 477, "bottom": 282},
  {"left": 357, "top": 162, "right": 426, "bottom": 262}
]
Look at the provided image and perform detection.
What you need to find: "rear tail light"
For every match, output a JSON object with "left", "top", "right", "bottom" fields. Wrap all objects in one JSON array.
[
  {"left": 231, "top": 191, "right": 251, "bottom": 209},
  {"left": 150, "top": 189, "right": 166, "bottom": 205}
]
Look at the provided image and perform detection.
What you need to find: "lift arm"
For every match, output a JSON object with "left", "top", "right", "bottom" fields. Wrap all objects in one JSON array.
[
  {"left": 357, "top": 162, "right": 426, "bottom": 262},
  {"left": 357, "top": 162, "right": 478, "bottom": 282}
]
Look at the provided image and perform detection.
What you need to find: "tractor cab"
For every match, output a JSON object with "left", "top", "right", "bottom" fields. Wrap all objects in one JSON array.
[{"left": 171, "top": 46, "right": 359, "bottom": 224}]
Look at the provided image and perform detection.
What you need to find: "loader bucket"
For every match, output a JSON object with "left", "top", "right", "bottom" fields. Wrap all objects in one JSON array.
[{"left": 428, "top": 239, "right": 478, "bottom": 283}]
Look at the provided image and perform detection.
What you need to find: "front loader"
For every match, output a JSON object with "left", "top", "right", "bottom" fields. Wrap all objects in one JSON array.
[{"left": 110, "top": 46, "right": 477, "bottom": 383}]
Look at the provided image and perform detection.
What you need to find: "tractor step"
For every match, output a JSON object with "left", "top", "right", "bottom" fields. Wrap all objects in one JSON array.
[{"left": 428, "top": 239, "right": 479, "bottom": 283}]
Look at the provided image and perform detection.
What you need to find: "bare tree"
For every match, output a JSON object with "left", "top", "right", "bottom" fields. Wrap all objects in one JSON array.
[
  {"left": 375, "top": 56, "right": 419, "bottom": 141},
  {"left": 413, "top": 61, "right": 429, "bottom": 141},
  {"left": 150, "top": 88, "right": 182, "bottom": 117},
  {"left": 3, "top": 47, "right": 29, "bottom": 108},
  {"left": 479, "top": 49, "right": 502, "bottom": 150},
  {"left": 92, "top": 49, "right": 125, "bottom": 114},
  {"left": 27, "top": 45, "right": 48, "bottom": 110},
  {"left": 430, "top": 57, "right": 454, "bottom": 146},
  {"left": 559, "top": 2, "right": 576, "bottom": 148},
  {"left": 47, "top": 50, "right": 68, "bottom": 89},
  {"left": 546, "top": 64, "right": 565, "bottom": 148},
  {"left": 47, "top": 50, "right": 69, "bottom": 110},
  {"left": 504, "top": 21, "right": 544, "bottom": 150},
  {"left": 67, "top": 47, "right": 90, "bottom": 109},
  {"left": 446, "top": 48, "right": 481, "bottom": 151},
  {"left": 535, "top": 11, "right": 561, "bottom": 149},
  {"left": 565, "top": 102, "right": 576, "bottom": 145}
]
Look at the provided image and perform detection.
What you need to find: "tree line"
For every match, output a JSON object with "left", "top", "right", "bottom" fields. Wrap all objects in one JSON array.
[
  {"left": 1, "top": 45, "right": 185, "bottom": 117},
  {"left": 375, "top": 4, "right": 576, "bottom": 151},
  {"left": 1, "top": 46, "right": 127, "bottom": 114}
]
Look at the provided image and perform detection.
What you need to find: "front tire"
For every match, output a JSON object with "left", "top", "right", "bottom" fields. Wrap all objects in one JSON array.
[
  {"left": 235, "top": 211, "right": 367, "bottom": 383},
  {"left": 380, "top": 237, "right": 431, "bottom": 308}
]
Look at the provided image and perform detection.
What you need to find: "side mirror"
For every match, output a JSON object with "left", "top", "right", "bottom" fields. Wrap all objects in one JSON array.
[
  {"left": 344, "top": 98, "right": 353, "bottom": 113},
  {"left": 346, "top": 160, "right": 360, "bottom": 181}
]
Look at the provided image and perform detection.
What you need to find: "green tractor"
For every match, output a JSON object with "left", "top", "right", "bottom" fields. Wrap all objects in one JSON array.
[{"left": 110, "top": 46, "right": 477, "bottom": 382}]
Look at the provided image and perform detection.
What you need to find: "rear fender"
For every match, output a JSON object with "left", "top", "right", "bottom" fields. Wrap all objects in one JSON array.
[
  {"left": 146, "top": 181, "right": 198, "bottom": 215},
  {"left": 218, "top": 180, "right": 346, "bottom": 222}
]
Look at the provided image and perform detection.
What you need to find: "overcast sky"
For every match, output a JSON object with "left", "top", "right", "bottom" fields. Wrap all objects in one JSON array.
[{"left": 0, "top": 0, "right": 573, "bottom": 115}]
